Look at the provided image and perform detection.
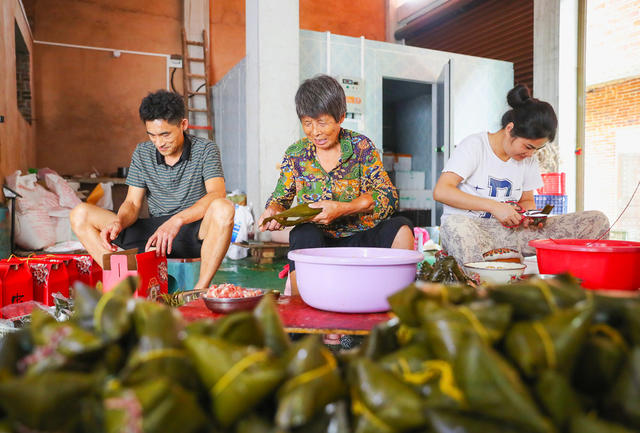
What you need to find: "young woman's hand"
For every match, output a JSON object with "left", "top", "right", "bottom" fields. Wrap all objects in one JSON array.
[
  {"left": 491, "top": 202, "right": 524, "bottom": 227},
  {"left": 522, "top": 216, "right": 545, "bottom": 229}
]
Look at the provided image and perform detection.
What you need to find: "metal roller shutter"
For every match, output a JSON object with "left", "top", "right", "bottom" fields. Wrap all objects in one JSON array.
[{"left": 398, "top": 0, "right": 533, "bottom": 93}]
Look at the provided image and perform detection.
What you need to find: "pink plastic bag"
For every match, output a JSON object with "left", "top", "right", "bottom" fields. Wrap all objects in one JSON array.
[
  {"left": 413, "top": 227, "right": 431, "bottom": 252},
  {"left": 6, "top": 171, "right": 59, "bottom": 212},
  {"left": 6, "top": 171, "right": 59, "bottom": 250},
  {"left": 40, "top": 168, "right": 81, "bottom": 209}
]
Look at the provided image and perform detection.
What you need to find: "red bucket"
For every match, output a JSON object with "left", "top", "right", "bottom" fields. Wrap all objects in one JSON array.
[{"left": 529, "top": 239, "right": 640, "bottom": 291}]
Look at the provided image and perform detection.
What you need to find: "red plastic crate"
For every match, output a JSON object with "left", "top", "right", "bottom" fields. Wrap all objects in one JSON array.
[{"left": 537, "top": 172, "right": 566, "bottom": 195}]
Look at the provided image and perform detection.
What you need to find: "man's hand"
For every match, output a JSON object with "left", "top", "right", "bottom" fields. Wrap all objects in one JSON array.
[
  {"left": 145, "top": 216, "right": 184, "bottom": 256},
  {"left": 309, "top": 200, "right": 345, "bottom": 225},
  {"left": 100, "top": 221, "right": 122, "bottom": 251},
  {"left": 258, "top": 206, "right": 284, "bottom": 232},
  {"left": 491, "top": 202, "right": 524, "bottom": 227}
]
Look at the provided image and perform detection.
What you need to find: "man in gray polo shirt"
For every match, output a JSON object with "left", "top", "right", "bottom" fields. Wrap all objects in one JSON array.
[{"left": 70, "top": 90, "right": 235, "bottom": 291}]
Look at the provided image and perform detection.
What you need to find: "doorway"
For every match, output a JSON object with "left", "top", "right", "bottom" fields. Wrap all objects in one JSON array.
[{"left": 382, "top": 78, "right": 432, "bottom": 226}]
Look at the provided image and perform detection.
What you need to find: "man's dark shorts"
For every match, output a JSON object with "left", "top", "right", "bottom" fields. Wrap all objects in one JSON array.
[
  {"left": 112, "top": 215, "right": 203, "bottom": 258},
  {"left": 287, "top": 215, "right": 414, "bottom": 271}
]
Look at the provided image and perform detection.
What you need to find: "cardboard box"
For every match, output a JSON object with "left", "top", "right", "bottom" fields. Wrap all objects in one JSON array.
[
  {"left": 392, "top": 170, "right": 426, "bottom": 190},
  {"left": 102, "top": 250, "right": 168, "bottom": 299},
  {"left": 398, "top": 189, "right": 433, "bottom": 210},
  {"left": 393, "top": 154, "right": 412, "bottom": 171},
  {"left": 382, "top": 152, "right": 396, "bottom": 172}
]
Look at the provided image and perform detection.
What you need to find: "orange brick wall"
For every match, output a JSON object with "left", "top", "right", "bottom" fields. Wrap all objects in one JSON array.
[
  {"left": 585, "top": 77, "right": 640, "bottom": 239},
  {"left": 209, "top": 0, "right": 386, "bottom": 84}
]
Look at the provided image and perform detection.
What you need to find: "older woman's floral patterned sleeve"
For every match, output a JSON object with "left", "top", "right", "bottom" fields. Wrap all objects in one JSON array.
[
  {"left": 265, "top": 153, "right": 296, "bottom": 210},
  {"left": 361, "top": 141, "right": 398, "bottom": 220}
]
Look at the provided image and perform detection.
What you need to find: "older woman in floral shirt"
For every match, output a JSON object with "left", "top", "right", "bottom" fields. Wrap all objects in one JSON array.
[{"left": 259, "top": 74, "right": 414, "bottom": 293}]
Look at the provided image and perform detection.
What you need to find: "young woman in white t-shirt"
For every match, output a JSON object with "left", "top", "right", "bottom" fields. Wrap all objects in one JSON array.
[{"left": 433, "top": 84, "right": 609, "bottom": 265}]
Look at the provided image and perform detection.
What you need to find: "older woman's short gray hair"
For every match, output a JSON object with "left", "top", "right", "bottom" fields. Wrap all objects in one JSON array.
[{"left": 295, "top": 74, "right": 346, "bottom": 122}]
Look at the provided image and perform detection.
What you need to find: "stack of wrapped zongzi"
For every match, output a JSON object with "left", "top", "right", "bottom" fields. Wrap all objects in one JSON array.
[{"left": 0, "top": 273, "right": 639, "bottom": 432}]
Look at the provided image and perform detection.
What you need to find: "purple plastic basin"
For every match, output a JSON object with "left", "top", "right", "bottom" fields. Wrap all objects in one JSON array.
[{"left": 288, "top": 247, "right": 424, "bottom": 313}]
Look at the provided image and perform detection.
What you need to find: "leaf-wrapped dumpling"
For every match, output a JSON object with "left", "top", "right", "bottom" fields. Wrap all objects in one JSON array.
[
  {"left": 104, "top": 378, "right": 208, "bottom": 433},
  {"left": 604, "top": 346, "right": 640, "bottom": 430},
  {"left": 573, "top": 324, "right": 629, "bottom": 394},
  {"left": 260, "top": 203, "right": 321, "bottom": 227},
  {"left": 356, "top": 318, "right": 401, "bottom": 361},
  {"left": 569, "top": 413, "right": 637, "bottom": 433},
  {"left": 418, "top": 301, "right": 512, "bottom": 361},
  {"left": 211, "top": 312, "right": 264, "bottom": 346},
  {"left": 0, "top": 371, "right": 98, "bottom": 432},
  {"left": 254, "top": 293, "right": 290, "bottom": 356},
  {"left": 534, "top": 370, "right": 582, "bottom": 430},
  {"left": 505, "top": 304, "right": 594, "bottom": 379},
  {"left": 388, "top": 285, "right": 428, "bottom": 327},
  {"left": 24, "top": 307, "right": 105, "bottom": 375},
  {"left": 416, "top": 282, "right": 478, "bottom": 305},
  {"left": 184, "top": 334, "right": 285, "bottom": 428},
  {"left": 455, "top": 337, "right": 555, "bottom": 433},
  {"left": 93, "top": 276, "right": 136, "bottom": 341},
  {"left": 120, "top": 301, "right": 197, "bottom": 390},
  {"left": 625, "top": 302, "right": 640, "bottom": 346},
  {"left": 426, "top": 409, "right": 527, "bottom": 433},
  {"left": 388, "top": 283, "right": 478, "bottom": 328},
  {"left": 379, "top": 344, "right": 463, "bottom": 409},
  {"left": 489, "top": 275, "right": 586, "bottom": 320},
  {"left": 0, "top": 329, "right": 32, "bottom": 381},
  {"left": 275, "top": 335, "right": 344, "bottom": 429},
  {"left": 71, "top": 282, "right": 103, "bottom": 328},
  {"left": 349, "top": 358, "right": 428, "bottom": 433}
]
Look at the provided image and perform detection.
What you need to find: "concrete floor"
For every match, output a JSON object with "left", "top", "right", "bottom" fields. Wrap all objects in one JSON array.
[{"left": 210, "top": 257, "right": 288, "bottom": 292}]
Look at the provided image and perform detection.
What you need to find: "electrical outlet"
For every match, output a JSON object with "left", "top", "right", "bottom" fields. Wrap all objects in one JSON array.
[{"left": 169, "top": 54, "right": 183, "bottom": 69}]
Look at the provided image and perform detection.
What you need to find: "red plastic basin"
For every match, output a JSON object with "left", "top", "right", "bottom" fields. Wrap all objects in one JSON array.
[{"left": 529, "top": 239, "right": 640, "bottom": 291}]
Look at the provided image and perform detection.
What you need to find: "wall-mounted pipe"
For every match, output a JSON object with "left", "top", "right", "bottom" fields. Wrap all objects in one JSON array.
[
  {"left": 360, "top": 35, "right": 365, "bottom": 79},
  {"left": 326, "top": 31, "right": 331, "bottom": 75},
  {"left": 33, "top": 40, "right": 172, "bottom": 90},
  {"left": 575, "top": 0, "right": 586, "bottom": 211}
]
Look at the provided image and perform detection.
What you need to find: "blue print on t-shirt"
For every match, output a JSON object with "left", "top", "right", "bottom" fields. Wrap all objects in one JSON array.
[{"left": 481, "top": 177, "right": 513, "bottom": 218}]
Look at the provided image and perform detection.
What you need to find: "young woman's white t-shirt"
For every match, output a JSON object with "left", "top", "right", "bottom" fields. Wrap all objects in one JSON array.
[{"left": 441, "top": 132, "right": 543, "bottom": 218}]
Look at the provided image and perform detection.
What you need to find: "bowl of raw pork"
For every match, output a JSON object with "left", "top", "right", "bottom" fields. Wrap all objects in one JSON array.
[
  {"left": 202, "top": 284, "right": 279, "bottom": 313},
  {"left": 287, "top": 247, "right": 424, "bottom": 313}
]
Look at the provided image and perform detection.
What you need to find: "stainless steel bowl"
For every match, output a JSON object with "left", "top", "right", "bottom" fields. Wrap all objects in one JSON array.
[{"left": 202, "top": 289, "right": 280, "bottom": 314}]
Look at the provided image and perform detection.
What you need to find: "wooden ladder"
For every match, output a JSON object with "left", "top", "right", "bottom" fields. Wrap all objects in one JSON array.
[{"left": 181, "top": 29, "right": 213, "bottom": 140}]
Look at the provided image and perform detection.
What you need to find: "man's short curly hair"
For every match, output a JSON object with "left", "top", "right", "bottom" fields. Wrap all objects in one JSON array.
[{"left": 138, "top": 90, "right": 185, "bottom": 124}]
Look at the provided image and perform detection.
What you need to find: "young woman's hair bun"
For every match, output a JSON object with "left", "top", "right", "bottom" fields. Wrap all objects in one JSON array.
[
  {"left": 506, "top": 84, "right": 532, "bottom": 109},
  {"left": 501, "top": 83, "right": 557, "bottom": 141}
]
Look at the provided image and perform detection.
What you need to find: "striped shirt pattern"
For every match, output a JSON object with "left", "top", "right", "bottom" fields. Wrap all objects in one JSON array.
[{"left": 126, "top": 134, "right": 224, "bottom": 217}]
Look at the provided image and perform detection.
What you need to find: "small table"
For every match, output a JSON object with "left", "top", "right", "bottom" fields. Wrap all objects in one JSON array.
[
  {"left": 179, "top": 295, "right": 391, "bottom": 335},
  {"left": 232, "top": 241, "right": 289, "bottom": 264}
]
